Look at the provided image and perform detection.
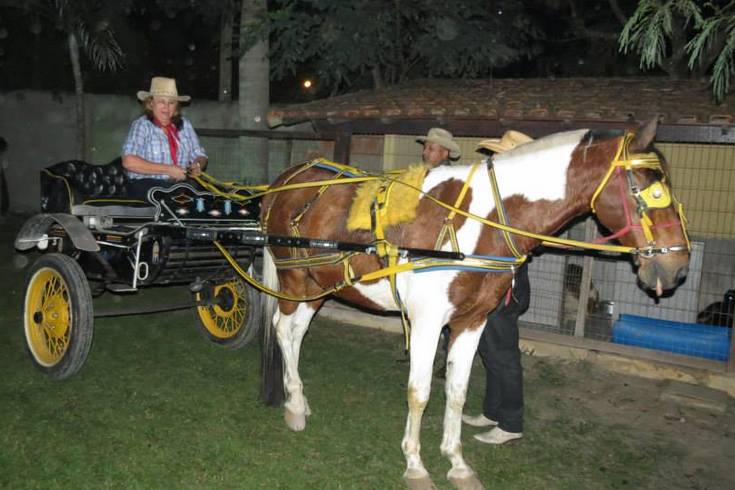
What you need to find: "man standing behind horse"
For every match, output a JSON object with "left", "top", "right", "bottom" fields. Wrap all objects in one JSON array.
[
  {"left": 417, "top": 127, "right": 461, "bottom": 168},
  {"left": 462, "top": 130, "right": 533, "bottom": 445},
  {"left": 416, "top": 128, "right": 532, "bottom": 444}
]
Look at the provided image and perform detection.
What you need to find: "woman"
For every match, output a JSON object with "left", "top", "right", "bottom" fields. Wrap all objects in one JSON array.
[{"left": 122, "top": 76, "right": 208, "bottom": 199}]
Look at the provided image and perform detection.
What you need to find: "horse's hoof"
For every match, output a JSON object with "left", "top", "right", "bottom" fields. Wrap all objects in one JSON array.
[
  {"left": 284, "top": 409, "right": 306, "bottom": 431},
  {"left": 448, "top": 472, "right": 485, "bottom": 490},
  {"left": 403, "top": 473, "right": 436, "bottom": 490}
]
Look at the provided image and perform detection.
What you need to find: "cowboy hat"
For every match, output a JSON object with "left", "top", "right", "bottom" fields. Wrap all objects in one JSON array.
[
  {"left": 137, "top": 77, "right": 191, "bottom": 102},
  {"left": 476, "top": 130, "right": 533, "bottom": 154},
  {"left": 416, "top": 127, "right": 461, "bottom": 160}
]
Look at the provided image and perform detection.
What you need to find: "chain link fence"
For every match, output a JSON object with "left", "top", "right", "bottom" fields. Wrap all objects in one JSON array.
[{"left": 520, "top": 142, "right": 734, "bottom": 366}]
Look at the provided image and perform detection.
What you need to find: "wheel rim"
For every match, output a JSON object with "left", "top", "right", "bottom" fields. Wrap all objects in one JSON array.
[
  {"left": 197, "top": 280, "right": 248, "bottom": 339},
  {"left": 25, "top": 268, "right": 72, "bottom": 367}
]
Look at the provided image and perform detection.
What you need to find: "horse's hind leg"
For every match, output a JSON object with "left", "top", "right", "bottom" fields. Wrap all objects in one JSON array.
[
  {"left": 442, "top": 325, "right": 485, "bottom": 490},
  {"left": 274, "top": 300, "right": 321, "bottom": 431}
]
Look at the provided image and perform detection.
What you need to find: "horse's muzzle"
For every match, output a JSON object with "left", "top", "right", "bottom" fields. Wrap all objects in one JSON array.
[{"left": 638, "top": 254, "right": 690, "bottom": 296}]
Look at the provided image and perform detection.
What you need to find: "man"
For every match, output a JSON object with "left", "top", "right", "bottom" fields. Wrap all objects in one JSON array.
[
  {"left": 462, "top": 130, "right": 533, "bottom": 445},
  {"left": 417, "top": 127, "right": 461, "bottom": 167},
  {"left": 417, "top": 128, "right": 461, "bottom": 379}
]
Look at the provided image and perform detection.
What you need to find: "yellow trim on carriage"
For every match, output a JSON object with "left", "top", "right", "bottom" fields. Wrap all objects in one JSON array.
[{"left": 41, "top": 169, "right": 76, "bottom": 208}]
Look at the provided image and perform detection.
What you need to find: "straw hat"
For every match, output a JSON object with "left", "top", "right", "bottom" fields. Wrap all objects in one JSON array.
[
  {"left": 476, "top": 130, "right": 533, "bottom": 154},
  {"left": 137, "top": 77, "right": 191, "bottom": 102},
  {"left": 416, "top": 127, "right": 461, "bottom": 160}
]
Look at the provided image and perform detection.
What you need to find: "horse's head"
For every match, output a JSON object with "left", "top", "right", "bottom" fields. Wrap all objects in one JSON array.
[{"left": 589, "top": 119, "right": 690, "bottom": 296}]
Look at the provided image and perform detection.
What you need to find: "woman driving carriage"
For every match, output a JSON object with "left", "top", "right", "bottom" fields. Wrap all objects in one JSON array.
[{"left": 122, "top": 77, "right": 208, "bottom": 199}]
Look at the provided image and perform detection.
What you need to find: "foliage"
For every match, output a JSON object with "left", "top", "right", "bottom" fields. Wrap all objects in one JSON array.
[
  {"left": 246, "top": 0, "right": 544, "bottom": 94},
  {"left": 619, "top": 0, "right": 735, "bottom": 101},
  {"left": 3, "top": 0, "right": 126, "bottom": 72}
]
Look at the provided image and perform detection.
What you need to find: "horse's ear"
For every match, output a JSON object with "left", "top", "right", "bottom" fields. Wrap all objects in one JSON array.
[{"left": 629, "top": 117, "right": 659, "bottom": 152}]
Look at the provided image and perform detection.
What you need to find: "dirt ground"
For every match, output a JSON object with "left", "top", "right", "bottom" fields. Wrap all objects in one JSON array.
[{"left": 516, "top": 352, "right": 735, "bottom": 489}]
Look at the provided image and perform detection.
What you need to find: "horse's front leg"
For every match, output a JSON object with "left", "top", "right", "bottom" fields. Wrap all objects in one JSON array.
[
  {"left": 442, "top": 324, "right": 485, "bottom": 490},
  {"left": 274, "top": 301, "right": 320, "bottom": 431},
  {"left": 401, "top": 315, "right": 444, "bottom": 489}
]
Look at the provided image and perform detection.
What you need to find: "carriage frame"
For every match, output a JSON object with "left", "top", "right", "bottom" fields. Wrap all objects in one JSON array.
[{"left": 15, "top": 158, "right": 265, "bottom": 379}]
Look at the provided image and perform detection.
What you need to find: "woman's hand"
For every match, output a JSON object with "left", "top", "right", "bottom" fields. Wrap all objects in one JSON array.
[
  {"left": 188, "top": 161, "right": 203, "bottom": 177},
  {"left": 167, "top": 165, "right": 188, "bottom": 181},
  {"left": 188, "top": 157, "right": 207, "bottom": 177}
]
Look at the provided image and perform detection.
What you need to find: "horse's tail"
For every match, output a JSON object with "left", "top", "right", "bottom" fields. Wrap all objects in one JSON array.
[{"left": 260, "top": 247, "right": 284, "bottom": 406}]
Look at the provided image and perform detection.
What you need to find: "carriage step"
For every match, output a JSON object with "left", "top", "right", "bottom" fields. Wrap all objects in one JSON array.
[{"left": 106, "top": 283, "right": 138, "bottom": 293}]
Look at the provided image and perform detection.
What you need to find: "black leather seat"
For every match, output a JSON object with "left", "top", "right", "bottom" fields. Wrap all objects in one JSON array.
[{"left": 41, "top": 158, "right": 148, "bottom": 213}]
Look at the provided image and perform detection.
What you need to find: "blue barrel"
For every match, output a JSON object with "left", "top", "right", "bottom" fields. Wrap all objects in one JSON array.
[{"left": 612, "top": 314, "right": 731, "bottom": 361}]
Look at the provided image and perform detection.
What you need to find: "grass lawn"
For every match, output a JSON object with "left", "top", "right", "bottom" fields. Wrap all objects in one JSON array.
[{"left": 1, "top": 232, "right": 733, "bottom": 489}]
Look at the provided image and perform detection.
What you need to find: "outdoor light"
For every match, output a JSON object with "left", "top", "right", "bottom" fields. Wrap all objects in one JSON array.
[{"left": 303, "top": 79, "right": 313, "bottom": 89}]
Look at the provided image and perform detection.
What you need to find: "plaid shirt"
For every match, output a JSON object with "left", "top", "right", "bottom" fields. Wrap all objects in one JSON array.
[{"left": 122, "top": 116, "right": 207, "bottom": 180}]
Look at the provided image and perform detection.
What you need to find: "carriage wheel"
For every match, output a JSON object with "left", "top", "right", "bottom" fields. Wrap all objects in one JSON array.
[
  {"left": 195, "top": 277, "right": 261, "bottom": 349},
  {"left": 23, "top": 253, "right": 94, "bottom": 379}
]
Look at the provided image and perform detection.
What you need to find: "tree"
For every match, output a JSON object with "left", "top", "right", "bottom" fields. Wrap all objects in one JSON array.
[
  {"left": 239, "top": 0, "right": 269, "bottom": 182},
  {"left": 619, "top": 0, "right": 735, "bottom": 101},
  {"left": 521, "top": 0, "right": 643, "bottom": 78},
  {"left": 250, "top": 0, "right": 544, "bottom": 95},
  {"left": 1, "top": 0, "right": 124, "bottom": 159},
  {"left": 56, "top": 0, "right": 124, "bottom": 159}
]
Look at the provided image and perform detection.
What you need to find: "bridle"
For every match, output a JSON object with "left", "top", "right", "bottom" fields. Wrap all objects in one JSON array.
[{"left": 589, "top": 132, "right": 691, "bottom": 258}]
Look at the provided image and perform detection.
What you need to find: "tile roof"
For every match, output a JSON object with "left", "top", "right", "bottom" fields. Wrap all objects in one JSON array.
[{"left": 267, "top": 78, "right": 734, "bottom": 128}]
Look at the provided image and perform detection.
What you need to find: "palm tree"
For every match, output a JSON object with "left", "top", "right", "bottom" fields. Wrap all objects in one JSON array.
[{"left": 52, "top": 0, "right": 124, "bottom": 160}]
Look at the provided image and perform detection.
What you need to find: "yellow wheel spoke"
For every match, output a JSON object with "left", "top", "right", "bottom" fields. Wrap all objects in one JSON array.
[
  {"left": 26, "top": 267, "right": 71, "bottom": 366},
  {"left": 197, "top": 280, "right": 249, "bottom": 339}
]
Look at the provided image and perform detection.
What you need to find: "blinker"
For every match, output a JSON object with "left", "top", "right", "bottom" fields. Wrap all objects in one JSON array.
[{"left": 639, "top": 181, "right": 672, "bottom": 209}]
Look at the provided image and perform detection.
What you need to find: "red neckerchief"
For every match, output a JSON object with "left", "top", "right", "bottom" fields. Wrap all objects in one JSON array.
[{"left": 153, "top": 118, "right": 179, "bottom": 166}]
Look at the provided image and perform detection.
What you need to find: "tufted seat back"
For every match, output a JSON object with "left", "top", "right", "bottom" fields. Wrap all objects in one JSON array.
[{"left": 41, "top": 158, "right": 139, "bottom": 213}]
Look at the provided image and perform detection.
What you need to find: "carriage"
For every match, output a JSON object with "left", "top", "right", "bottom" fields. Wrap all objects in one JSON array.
[{"left": 15, "top": 158, "right": 264, "bottom": 379}]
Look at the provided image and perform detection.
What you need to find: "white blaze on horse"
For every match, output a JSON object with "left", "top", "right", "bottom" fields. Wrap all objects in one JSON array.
[{"left": 258, "top": 120, "right": 690, "bottom": 489}]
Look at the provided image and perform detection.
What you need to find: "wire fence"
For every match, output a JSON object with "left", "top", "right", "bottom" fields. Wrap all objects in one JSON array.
[{"left": 519, "top": 142, "right": 734, "bottom": 366}]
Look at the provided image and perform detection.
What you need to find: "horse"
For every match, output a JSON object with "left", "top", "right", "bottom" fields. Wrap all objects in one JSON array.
[{"left": 257, "top": 119, "right": 690, "bottom": 489}]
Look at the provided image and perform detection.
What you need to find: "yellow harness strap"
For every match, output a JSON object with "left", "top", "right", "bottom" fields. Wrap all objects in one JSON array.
[
  {"left": 487, "top": 162, "right": 524, "bottom": 259},
  {"left": 434, "top": 163, "right": 482, "bottom": 252},
  {"left": 369, "top": 179, "right": 411, "bottom": 347},
  {"left": 588, "top": 133, "right": 687, "bottom": 245},
  {"left": 289, "top": 168, "right": 348, "bottom": 257}
]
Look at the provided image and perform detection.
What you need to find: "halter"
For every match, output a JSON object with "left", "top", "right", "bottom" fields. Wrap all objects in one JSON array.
[{"left": 589, "top": 132, "right": 691, "bottom": 257}]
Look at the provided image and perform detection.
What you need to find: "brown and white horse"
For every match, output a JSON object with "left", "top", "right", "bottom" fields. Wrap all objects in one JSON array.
[{"left": 259, "top": 120, "right": 690, "bottom": 489}]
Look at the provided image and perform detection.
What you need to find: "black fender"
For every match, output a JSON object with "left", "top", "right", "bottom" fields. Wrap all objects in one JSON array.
[{"left": 14, "top": 213, "right": 99, "bottom": 252}]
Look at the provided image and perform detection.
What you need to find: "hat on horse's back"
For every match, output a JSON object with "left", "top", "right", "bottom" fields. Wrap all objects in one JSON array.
[
  {"left": 477, "top": 130, "right": 533, "bottom": 154},
  {"left": 416, "top": 128, "right": 461, "bottom": 160},
  {"left": 137, "top": 77, "right": 191, "bottom": 102}
]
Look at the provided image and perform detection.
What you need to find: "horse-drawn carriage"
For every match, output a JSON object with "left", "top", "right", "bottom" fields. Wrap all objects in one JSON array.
[
  {"left": 15, "top": 158, "right": 263, "bottom": 379},
  {"left": 15, "top": 121, "right": 693, "bottom": 489}
]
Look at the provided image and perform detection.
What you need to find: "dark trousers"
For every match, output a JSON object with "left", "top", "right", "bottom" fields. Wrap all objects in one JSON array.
[{"left": 477, "top": 263, "right": 530, "bottom": 433}]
